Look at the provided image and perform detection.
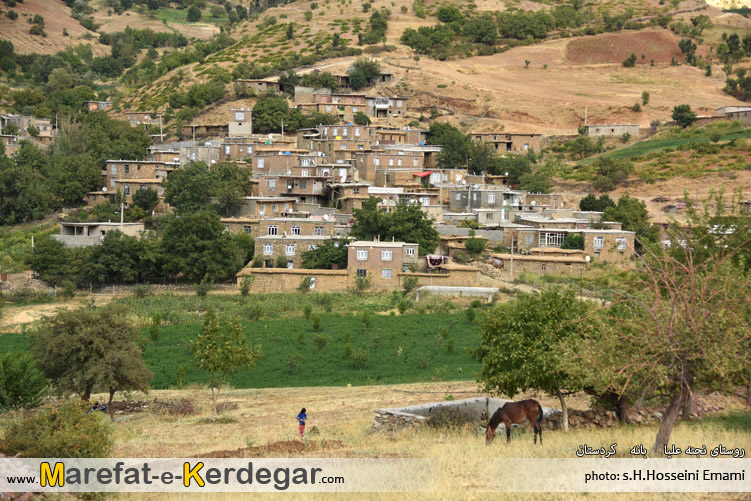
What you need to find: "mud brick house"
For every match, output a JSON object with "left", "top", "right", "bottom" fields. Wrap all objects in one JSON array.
[
  {"left": 103, "top": 160, "right": 175, "bottom": 191},
  {"left": 234, "top": 197, "right": 300, "bottom": 218},
  {"left": 470, "top": 132, "right": 543, "bottom": 154},
  {"left": 255, "top": 234, "right": 333, "bottom": 268},
  {"left": 234, "top": 79, "right": 280, "bottom": 94},
  {"left": 486, "top": 250, "right": 588, "bottom": 280},
  {"left": 228, "top": 108, "right": 253, "bottom": 137},
  {"left": 586, "top": 124, "right": 640, "bottom": 138},
  {"left": 0, "top": 134, "right": 20, "bottom": 157}
]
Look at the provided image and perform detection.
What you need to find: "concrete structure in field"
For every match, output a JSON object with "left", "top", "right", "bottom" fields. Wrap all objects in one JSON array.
[
  {"left": 586, "top": 124, "right": 640, "bottom": 138},
  {"left": 53, "top": 222, "right": 145, "bottom": 247},
  {"left": 470, "top": 132, "right": 543, "bottom": 154}
]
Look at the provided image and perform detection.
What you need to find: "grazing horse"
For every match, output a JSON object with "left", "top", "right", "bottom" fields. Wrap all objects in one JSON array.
[{"left": 485, "top": 399, "right": 544, "bottom": 445}]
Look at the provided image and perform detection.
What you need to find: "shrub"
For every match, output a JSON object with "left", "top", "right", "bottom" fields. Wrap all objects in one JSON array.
[
  {"left": 251, "top": 256, "right": 263, "bottom": 268},
  {"left": 304, "top": 11, "right": 312, "bottom": 21},
  {"left": 632, "top": 102, "right": 641, "bottom": 112},
  {"left": 149, "top": 314, "right": 161, "bottom": 342},
  {"left": 561, "top": 234, "right": 584, "bottom": 250},
  {"left": 303, "top": 304, "right": 312, "bottom": 320},
  {"left": 275, "top": 255, "right": 288, "bottom": 268},
  {"left": 418, "top": 352, "right": 432, "bottom": 369},
  {"left": 298, "top": 276, "right": 314, "bottom": 292},
  {"left": 313, "top": 334, "right": 328, "bottom": 352},
  {"left": 2, "top": 401, "right": 113, "bottom": 457},
  {"left": 465, "top": 307, "right": 476, "bottom": 323},
  {"left": 0, "top": 353, "right": 46, "bottom": 410},
  {"left": 350, "top": 349, "right": 369, "bottom": 370},
  {"left": 641, "top": 91, "right": 650, "bottom": 106},
  {"left": 403, "top": 275, "right": 418, "bottom": 293},
  {"left": 622, "top": 53, "right": 637, "bottom": 67},
  {"left": 354, "top": 274, "right": 371, "bottom": 293},
  {"left": 287, "top": 352, "right": 303, "bottom": 374},
  {"left": 464, "top": 231, "right": 487, "bottom": 257},
  {"left": 195, "top": 278, "right": 212, "bottom": 297},
  {"left": 239, "top": 276, "right": 252, "bottom": 296},
  {"left": 397, "top": 299, "right": 411, "bottom": 314},
  {"left": 446, "top": 338, "right": 456, "bottom": 353},
  {"left": 311, "top": 315, "right": 322, "bottom": 332},
  {"left": 133, "top": 284, "right": 151, "bottom": 298}
]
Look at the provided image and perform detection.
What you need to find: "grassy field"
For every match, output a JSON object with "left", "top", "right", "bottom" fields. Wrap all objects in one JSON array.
[
  {"left": 581, "top": 125, "right": 751, "bottom": 164},
  {"left": 0, "top": 310, "right": 482, "bottom": 389}
]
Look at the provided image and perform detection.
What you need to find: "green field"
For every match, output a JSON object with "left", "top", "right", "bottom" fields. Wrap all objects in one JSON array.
[
  {"left": 0, "top": 312, "right": 482, "bottom": 389},
  {"left": 581, "top": 126, "right": 751, "bottom": 164}
]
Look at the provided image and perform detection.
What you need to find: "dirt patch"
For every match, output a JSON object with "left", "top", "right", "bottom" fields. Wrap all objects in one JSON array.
[
  {"left": 197, "top": 439, "right": 344, "bottom": 458},
  {"left": 565, "top": 29, "right": 690, "bottom": 65}
]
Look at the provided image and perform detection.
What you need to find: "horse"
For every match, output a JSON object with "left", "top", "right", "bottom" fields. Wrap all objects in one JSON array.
[{"left": 485, "top": 399, "right": 544, "bottom": 445}]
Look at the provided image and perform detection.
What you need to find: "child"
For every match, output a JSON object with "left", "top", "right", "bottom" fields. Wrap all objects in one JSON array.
[
  {"left": 297, "top": 407, "right": 308, "bottom": 438},
  {"left": 296, "top": 408, "right": 307, "bottom": 437}
]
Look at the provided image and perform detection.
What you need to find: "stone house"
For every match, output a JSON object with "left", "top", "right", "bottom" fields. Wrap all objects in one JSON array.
[
  {"left": 255, "top": 234, "right": 332, "bottom": 268},
  {"left": 586, "top": 124, "right": 640, "bottom": 138},
  {"left": 347, "top": 240, "right": 419, "bottom": 288},
  {"left": 470, "top": 132, "right": 543, "bottom": 154},
  {"left": 228, "top": 108, "right": 253, "bottom": 137},
  {"left": 233, "top": 197, "right": 300, "bottom": 218},
  {"left": 235, "top": 79, "right": 280, "bottom": 94},
  {"left": 103, "top": 160, "right": 175, "bottom": 191}
]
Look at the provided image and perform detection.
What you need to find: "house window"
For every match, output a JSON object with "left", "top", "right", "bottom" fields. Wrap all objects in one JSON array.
[
  {"left": 355, "top": 128, "right": 361, "bottom": 137},
  {"left": 258, "top": 159, "right": 265, "bottom": 169},
  {"left": 342, "top": 128, "right": 348, "bottom": 137},
  {"left": 268, "top": 179, "right": 276, "bottom": 191},
  {"left": 308, "top": 244, "right": 318, "bottom": 250},
  {"left": 286, "top": 244, "right": 296, "bottom": 256},
  {"left": 374, "top": 158, "right": 380, "bottom": 166},
  {"left": 333, "top": 128, "right": 338, "bottom": 136},
  {"left": 455, "top": 193, "right": 461, "bottom": 201},
  {"left": 594, "top": 237, "right": 604, "bottom": 250},
  {"left": 302, "top": 169, "right": 309, "bottom": 177},
  {"left": 357, "top": 249, "right": 368, "bottom": 261},
  {"left": 124, "top": 165, "right": 130, "bottom": 174},
  {"left": 124, "top": 185, "right": 130, "bottom": 195},
  {"left": 389, "top": 159, "right": 394, "bottom": 166},
  {"left": 406, "top": 247, "right": 416, "bottom": 256},
  {"left": 616, "top": 237, "right": 626, "bottom": 250},
  {"left": 356, "top": 269, "right": 367, "bottom": 278},
  {"left": 314, "top": 226, "right": 324, "bottom": 236},
  {"left": 272, "top": 203, "right": 278, "bottom": 212},
  {"left": 541, "top": 263, "right": 547, "bottom": 272},
  {"left": 259, "top": 205, "right": 266, "bottom": 216},
  {"left": 247, "top": 146, "right": 253, "bottom": 155},
  {"left": 263, "top": 243, "right": 273, "bottom": 255},
  {"left": 526, "top": 234, "right": 533, "bottom": 247},
  {"left": 382, "top": 250, "right": 392, "bottom": 261},
  {"left": 225, "top": 145, "right": 231, "bottom": 155},
  {"left": 243, "top": 226, "right": 252, "bottom": 234},
  {"left": 111, "top": 179, "right": 116, "bottom": 188},
  {"left": 488, "top": 193, "right": 496, "bottom": 204},
  {"left": 137, "top": 164, "right": 141, "bottom": 171},
  {"left": 381, "top": 269, "right": 393, "bottom": 279},
  {"left": 299, "top": 180, "right": 307, "bottom": 190},
  {"left": 353, "top": 188, "right": 360, "bottom": 195},
  {"left": 539, "top": 232, "right": 566, "bottom": 247},
  {"left": 291, "top": 225, "right": 301, "bottom": 235},
  {"left": 397, "top": 159, "right": 402, "bottom": 166},
  {"left": 268, "top": 225, "right": 278, "bottom": 236},
  {"left": 486, "top": 213, "right": 493, "bottom": 220},
  {"left": 287, "top": 261, "right": 294, "bottom": 269},
  {"left": 523, "top": 143, "right": 529, "bottom": 151},
  {"left": 235, "top": 111, "right": 245, "bottom": 121}
]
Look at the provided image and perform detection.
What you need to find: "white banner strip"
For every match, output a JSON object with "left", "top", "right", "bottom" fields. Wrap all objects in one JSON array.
[{"left": 0, "top": 458, "right": 748, "bottom": 493}]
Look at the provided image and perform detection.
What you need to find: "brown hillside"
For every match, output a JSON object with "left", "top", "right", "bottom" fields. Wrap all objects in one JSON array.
[
  {"left": 566, "top": 30, "right": 689, "bottom": 65},
  {"left": 0, "top": 0, "right": 107, "bottom": 55}
]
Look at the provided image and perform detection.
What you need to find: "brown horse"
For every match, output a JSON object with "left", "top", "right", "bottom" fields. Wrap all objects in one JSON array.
[{"left": 485, "top": 399, "right": 543, "bottom": 445}]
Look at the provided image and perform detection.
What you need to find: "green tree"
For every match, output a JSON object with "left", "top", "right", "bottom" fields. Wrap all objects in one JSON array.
[
  {"left": 301, "top": 237, "right": 351, "bottom": 269},
  {"left": 579, "top": 194, "right": 615, "bottom": 212},
  {"left": 436, "top": 5, "right": 462, "bottom": 23},
  {"left": 464, "top": 14, "right": 497, "bottom": 45},
  {"left": 29, "top": 305, "right": 150, "bottom": 403},
  {"left": 159, "top": 210, "right": 244, "bottom": 282},
  {"left": 475, "top": 289, "right": 591, "bottom": 430},
  {"left": 641, "top": 90, "right": 650, "bottom": 106},
  {"left": 464, "top": 230, "right": 487, "bottom": 256},
  {"left": 191, "top": 308, "right": 261, "bottom": 417},
  {"left": 602, "top": 194, "right": 658, "bottom": 247},
  {"left": 162, "top": 162, "right": 215, "bottom": 213},
  {"left": 0, "top": 353, "right": 47, "bottom": 410},
  {"left": 592, "top": 157, "right": 633, "bottom": 191},
  {"left": 351, "top": 198, "right": 439, "bottom": 255},
  {"left": 132, "top": 187, "right": 159, "bottom": 213},
  {"left": 252, "top": 94, "right": 291, "bottom": 133},
  {"left": 187, "top": 5, "right": 202, "bottom": 22},
  {"left": 561, "top": 234, "right": 584, "bottom": 250},
  {"left": 672, "top": 104, "right": 697, "bottom": 128},
  {"left": 622, "top": 53, "right": 637, "bottom": 67},
  {"left": 353, "top": 111, "right": 371, "bottom": 125},
  {"left": 518, "top": 168, "right": 554, "bottom": 193}
]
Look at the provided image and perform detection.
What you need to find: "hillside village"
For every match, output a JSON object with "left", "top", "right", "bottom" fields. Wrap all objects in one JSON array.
[{"left": 0, "top": 0, "right": 750, "bottom": 495}]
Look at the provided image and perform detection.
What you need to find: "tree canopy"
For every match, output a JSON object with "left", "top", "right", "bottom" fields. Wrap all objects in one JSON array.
[{"left": 351, "top": 198, "right": 439, "bottom": 255}]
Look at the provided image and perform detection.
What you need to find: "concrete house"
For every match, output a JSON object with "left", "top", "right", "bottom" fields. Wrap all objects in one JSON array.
[
  {"left": 82, "top": 101, "right": 112, "bottom": 112},
  {"left": 53, "top": 222, "right": 145, "bottom": 247},
  {"left": 471, "top": 132, "right": 543, "bottom": 154},
  {"left": 347, "top": 240, "right": 419, "bottom": 287}
]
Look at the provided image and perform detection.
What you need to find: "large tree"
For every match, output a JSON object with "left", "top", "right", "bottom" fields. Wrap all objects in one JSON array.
[
  {"left": 159, "top": 209, "right": 244, "bottom": 282},
  {"left": 475, "top": 288, "right": 591, "bottom": 430},
  {"left": 351, "top": 198, "right": 439, "bottom": 255},
  {"left": 29, "top": 305, "right": 151, "bottom": 402}
]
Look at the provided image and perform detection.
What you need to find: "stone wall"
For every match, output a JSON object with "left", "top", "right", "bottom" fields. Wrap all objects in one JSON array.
[{"left": 239, "top": 269, "right": 349, "bottom": 293}]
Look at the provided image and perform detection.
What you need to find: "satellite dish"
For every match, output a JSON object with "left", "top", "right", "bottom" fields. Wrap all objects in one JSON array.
[
  {"left": 461, "top": 180, "right": 467, "bottom": 185},
  {"left": 102, "top": 187, "right": 107, "bottom": 192},
  {"left": 323, "top": 214, "right": 330, "bottom": 221}
]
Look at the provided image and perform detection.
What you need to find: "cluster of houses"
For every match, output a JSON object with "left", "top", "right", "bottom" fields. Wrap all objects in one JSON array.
[{"left": 2, "top": 74, "right": 649, "bottom": 294}]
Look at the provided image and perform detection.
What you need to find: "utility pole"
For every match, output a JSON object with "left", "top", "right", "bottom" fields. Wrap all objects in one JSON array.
[
  {"left": 584, "top": 105, "right": 588, "bottom": 127},
  {"left": 509, "top": 238, "right": 514, "bottom": 286},
  {"left": 281, "top": 118, "right": 284, "bottom": 139}
]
